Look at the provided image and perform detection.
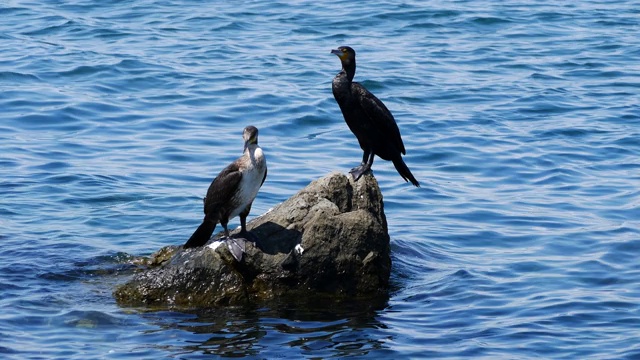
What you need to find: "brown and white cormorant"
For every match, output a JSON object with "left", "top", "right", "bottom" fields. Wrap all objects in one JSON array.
[
  {"left": 183, "top": 125, "right": 267, "bottom": 249},
  {"left": 331, "top": 46, "right": 419, "bottom": 187}
]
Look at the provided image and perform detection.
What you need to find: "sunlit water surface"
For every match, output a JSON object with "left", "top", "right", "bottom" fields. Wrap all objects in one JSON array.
[{"left": 1, "top": 0, "right": 639, "bottom": 358}]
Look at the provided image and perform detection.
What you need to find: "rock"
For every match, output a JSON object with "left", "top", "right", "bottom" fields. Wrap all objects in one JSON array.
[{"left": 114, "top": 172, "right": 391, "bottom": 308}]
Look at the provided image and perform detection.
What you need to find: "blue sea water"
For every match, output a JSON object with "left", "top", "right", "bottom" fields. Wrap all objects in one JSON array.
[{"left": 1, "top": 0, "right": 639, "bottom": 358}]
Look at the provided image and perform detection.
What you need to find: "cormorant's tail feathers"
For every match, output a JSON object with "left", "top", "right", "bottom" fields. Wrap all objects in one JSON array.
[
  {"left": 183, "top": 219, "right": 216, "bottom": 248},
  {"left": 392, "top": 157, "right": 420, "bottom": 187}
]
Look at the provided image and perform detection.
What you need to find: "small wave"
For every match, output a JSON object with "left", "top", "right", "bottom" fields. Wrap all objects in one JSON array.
[
  {"left": 470, "top": 16, "right": 513, "bottom": 25},
  {"left": 59, "top": 310, "right": 127, "bottom": 328},
  {"left": 57, "top": 64, "right": 118, "bottom": 78},
  {"left": 30, "top": 161, "right": 71, "bottom": 171},
  {"left": 21, "top": 18, "right": 75, "bottom": 36},
  {"left": 0, "top": 71, "right": 41, "bottom": 82}
]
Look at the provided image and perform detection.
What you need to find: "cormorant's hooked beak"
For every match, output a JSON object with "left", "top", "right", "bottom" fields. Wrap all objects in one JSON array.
[
  {"left": 331, "top": 48, "right": 341, "bottom": 57},
  {"left": 243, "top": 137, "right": 257, "bottom": 153}
]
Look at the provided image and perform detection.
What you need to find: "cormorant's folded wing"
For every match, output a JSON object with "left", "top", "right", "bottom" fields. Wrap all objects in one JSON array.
[
  {"left": 204, "top": 162, "right": 242, "bottom": 214},
  {"left": 352, "top": 82, "right": 406, "bottom": 155}
]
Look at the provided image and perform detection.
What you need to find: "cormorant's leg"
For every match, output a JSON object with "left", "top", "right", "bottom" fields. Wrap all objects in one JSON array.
[
  {"left": 361, "top": 150, "right": 369, "bottom": 166},
  {"left": 366, "top": 151, "right": 375, "bottom": 168},
  {"left": 350, "top": 149, "right": 370, "bottom": 173},
  {"left": 221, "top": 220, "right": 230, "bottom": 239},
  {"left": 239, "top": 203, "right": 252, "bottom": 234},
  {"left": 238, "top": 203, "right": 261, "bottom": 242},
  {"left": 350, "top": 151, "right": 375, "bottom": 181}
]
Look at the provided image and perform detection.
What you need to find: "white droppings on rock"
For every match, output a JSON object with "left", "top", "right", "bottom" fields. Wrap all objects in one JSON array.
[{"left": 207, "top": 240, "right": 225, "bottom": 251}]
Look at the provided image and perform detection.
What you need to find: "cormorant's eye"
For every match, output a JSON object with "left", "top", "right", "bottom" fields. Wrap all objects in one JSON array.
[{"left": 342, "top": 48, "right": 347, "bottom": 53}]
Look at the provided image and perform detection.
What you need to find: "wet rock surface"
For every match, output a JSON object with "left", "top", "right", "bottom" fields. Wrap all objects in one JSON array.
[{"left": 114, "top": 172, "right": 391, "bottom": 308}]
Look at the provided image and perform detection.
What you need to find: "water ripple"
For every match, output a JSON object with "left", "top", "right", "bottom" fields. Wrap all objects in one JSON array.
[{"left": 1, "top": 0, "right": 640, "bottom": 359}]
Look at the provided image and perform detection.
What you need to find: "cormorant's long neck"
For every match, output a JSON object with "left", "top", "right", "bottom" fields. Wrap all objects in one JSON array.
[
  {"left": 245, "top": 143, "right": 264, "bottom": 166},
  {"left": 343, "top": 60, "right": 356, "bottom": 82}
]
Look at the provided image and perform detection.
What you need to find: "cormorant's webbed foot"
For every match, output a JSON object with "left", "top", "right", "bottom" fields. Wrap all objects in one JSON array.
[
  {"left": 349, "top": 164, "right": 371, "bottom": 181},
  {"left": 226, "top": 237, "right": 246, "bottom": 262}
]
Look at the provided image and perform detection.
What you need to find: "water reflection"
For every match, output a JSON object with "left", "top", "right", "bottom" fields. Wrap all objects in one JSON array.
[{"left": 140, "top": 295, "right": 391, "bottom": 357}]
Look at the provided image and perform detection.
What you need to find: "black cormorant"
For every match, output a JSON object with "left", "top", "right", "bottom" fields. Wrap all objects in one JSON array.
[
  {"left": 183, "top": 125, "right": 267, "bottom": 249},
  {"left": 331, "top": 46, "right": 419, "bottom": 187}
]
